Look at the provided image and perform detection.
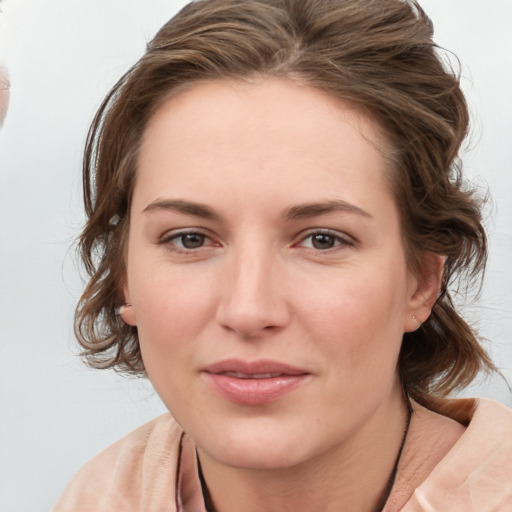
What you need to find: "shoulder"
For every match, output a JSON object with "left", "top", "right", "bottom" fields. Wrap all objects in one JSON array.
[
  {"left": 53, "top": 413, "right": 184, "bottom": 512},
  {"left": 402, "top": 398, "right": 512, "bottom": 512}
]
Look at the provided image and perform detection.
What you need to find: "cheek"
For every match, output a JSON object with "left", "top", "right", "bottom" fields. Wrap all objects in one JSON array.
[
  {"left": 303, "top": 260, "right": 408, "bottom": 329},
  {"left": 301, "top": 263, "right": 408, "bottom": 371},
  {"left": 133, "top": 267, "right": 217, "bottom": 360}
]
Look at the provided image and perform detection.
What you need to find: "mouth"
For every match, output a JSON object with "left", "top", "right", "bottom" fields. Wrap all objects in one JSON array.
[
  {"left": 201, "top": 359, "right": 310, "bottom": 405},
  {"left": 218, "top": 371, "right": 289, "bottom": 379}
]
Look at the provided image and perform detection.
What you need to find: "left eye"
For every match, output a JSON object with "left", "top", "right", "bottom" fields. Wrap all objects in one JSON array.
[
  {"left": 177, "top": 233, "right": 206, "bottom": 249},
  {"left": 299, "top": 232, "right": 348, "bottom": 250}
]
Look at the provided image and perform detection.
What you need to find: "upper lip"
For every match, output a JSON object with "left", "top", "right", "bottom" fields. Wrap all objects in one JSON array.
[{"left": 202, "top": 359, "right": 309, "bottom": 377}]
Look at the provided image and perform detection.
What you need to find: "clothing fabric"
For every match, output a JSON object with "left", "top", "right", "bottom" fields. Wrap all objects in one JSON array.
[{"left": 53, "top": 398, "right": 512, "bottom": 512}]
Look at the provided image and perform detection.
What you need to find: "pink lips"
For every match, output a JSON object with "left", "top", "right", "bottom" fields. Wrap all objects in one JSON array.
[{"left": 202, "top": 359, "right": 309, "bottom": 405}]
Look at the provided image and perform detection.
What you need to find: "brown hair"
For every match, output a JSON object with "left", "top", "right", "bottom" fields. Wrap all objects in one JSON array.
[{"left": 75, "top": 0, "right": 495, "bottom": 407}]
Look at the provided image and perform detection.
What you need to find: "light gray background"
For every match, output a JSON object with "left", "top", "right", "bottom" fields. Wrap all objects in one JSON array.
[{"left": 0, "top": 1, "right": 510, "bottom": 511}]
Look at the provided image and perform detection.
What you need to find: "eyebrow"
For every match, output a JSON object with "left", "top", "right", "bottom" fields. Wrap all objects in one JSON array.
[
  {"left": 284, "top": 200, "right": 372, "bottom": 220},
  {"left": 142, "top": 199, "right": 223, "bottom": 221},
  {"left": 142, "top": 198, "right": 371, "bottom": 222}
]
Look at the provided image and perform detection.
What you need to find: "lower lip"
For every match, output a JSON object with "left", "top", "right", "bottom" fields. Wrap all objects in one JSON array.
[{"left": 203, "top": 373, "right": 309, "bottom": 405}]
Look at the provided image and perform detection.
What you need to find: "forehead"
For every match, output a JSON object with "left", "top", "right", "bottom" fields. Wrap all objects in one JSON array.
[
  {"left": 134, "top": 78, "right": 394, "bottom": 215},
  {"left": 143, "top": 78, "right": 388, "bottom": 150}
]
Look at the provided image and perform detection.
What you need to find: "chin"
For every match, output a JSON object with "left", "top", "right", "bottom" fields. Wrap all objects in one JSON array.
[
  {"left": 211, "top": 444, "right": 307, "bottom": 471},
  {"left": 196, "top": 419, "right": 315, "bottom": 471}
]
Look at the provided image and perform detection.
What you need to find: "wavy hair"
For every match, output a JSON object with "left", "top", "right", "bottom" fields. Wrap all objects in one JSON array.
[{"left": 75, "top": 0, "right": 495, "bottom": 407}]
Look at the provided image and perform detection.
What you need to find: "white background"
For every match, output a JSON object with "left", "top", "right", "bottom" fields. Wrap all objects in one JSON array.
[{"left": 0, "top": 1, "right": 510, "bottom": 511}]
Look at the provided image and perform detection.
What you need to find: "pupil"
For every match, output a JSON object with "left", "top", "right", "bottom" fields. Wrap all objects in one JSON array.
[
  {"left": 312, "top": 234, "right": 335, "bottom": 250},
  {"left": 182, "top": 233, "right": 204, "bottom": 249}
]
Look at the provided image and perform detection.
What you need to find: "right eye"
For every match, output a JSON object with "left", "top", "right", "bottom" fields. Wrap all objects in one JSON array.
[{"left": 159, "top": 230, "right": 209, "bottom": 251}]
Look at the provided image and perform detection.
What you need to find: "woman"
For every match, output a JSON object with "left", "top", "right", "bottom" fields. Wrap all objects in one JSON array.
[{"left": 54, "top": 0, "right": 512, "bottom": 510}]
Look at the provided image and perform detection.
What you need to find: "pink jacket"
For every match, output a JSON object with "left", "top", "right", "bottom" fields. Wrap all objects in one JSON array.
[{"left": 54, "top": 398, "right": 512, "bottom": 511}]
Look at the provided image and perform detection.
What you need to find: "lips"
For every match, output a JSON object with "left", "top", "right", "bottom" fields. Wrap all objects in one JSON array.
[
  {"left": 202, "top": 359, "right": 310, "bottom": 405},
  {"left": 221, "top": 371, "right": 286, "bottom": 379}
]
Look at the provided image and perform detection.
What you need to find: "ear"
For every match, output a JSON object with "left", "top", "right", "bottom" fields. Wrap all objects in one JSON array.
[
  {"left": 404, "top": 253, "right": 444, "bottom": 333},
  {"left": 120, "top": 281, "right": 137, "bottom": 327}
]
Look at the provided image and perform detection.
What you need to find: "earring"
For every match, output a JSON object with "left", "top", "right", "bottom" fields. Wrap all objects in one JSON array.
[
  {"left": 412, "top": 315, "right": 422, "bottom": 326},
  {"left": 115, "top": 303, "right": 132, "bottom": 316}
]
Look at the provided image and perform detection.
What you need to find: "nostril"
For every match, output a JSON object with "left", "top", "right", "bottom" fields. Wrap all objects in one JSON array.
[{"left": 228, "top": 323, "right": 281, "bottom": 340}]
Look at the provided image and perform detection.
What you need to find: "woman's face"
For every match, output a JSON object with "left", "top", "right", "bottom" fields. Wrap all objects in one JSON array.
[{"left": 123, "top": 79, "right": 430, "bottom": 471}]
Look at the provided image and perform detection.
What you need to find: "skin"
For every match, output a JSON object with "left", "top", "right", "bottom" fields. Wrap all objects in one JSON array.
[
  {"left": 0, "top": 65, "right": 8, "bottom": 125},
  {"left": 0, "top": 0, "right": 8, "bottom": 124},
  {"left": 121, "top": 78, "right": 460, "bottom": 512}
]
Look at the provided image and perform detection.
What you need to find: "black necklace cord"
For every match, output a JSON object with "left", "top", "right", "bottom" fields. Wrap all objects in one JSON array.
[
  {"left": 196, "top": 408, "right": 413, "bottom": 512},
  {"left": 373, "top": 407, "right": 413, "bottom": 512}
]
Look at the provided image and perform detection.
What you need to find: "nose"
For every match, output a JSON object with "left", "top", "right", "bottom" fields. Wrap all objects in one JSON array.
[{"left": 215, "top": 247, "right": 290, "bottom": 339}]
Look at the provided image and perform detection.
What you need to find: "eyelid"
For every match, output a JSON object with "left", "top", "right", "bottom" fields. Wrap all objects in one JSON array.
[
  {"left": 160, "top": 227, "right": 206, "bottom": 240},
  {"left": 157, "top": 227, "right": 354, "bottom": 253},
  {"left": 159, "top": 227, "right": 221, "bottom": 252},
  {"left": 294, "top": 228, "right": 355, "bottom": 249}
]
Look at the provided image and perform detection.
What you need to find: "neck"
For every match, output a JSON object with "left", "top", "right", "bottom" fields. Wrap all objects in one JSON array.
[{"left": 198, "top": 381, "right": 410, "bottom": 512}]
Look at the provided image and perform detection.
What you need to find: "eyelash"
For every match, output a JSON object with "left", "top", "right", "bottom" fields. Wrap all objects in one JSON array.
[
  {"left": 159, "top": 228, "right": 354, "bottom": 254},
  {"left": 295, "top": 229, "right": 355, "bottom": 252},
  {"left": 159, "top": 229, "right": 218, "bottom": 254}
]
